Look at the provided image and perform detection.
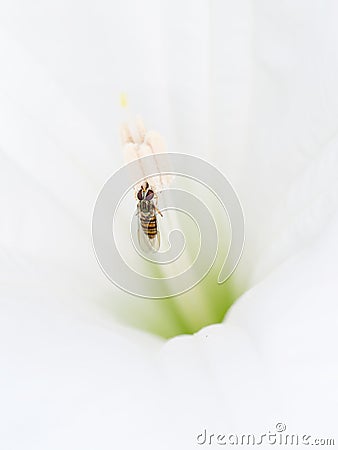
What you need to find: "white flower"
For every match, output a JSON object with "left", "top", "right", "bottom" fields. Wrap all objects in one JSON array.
[{"left": 0, "top": 1, "right": 338, "bottom": 449}]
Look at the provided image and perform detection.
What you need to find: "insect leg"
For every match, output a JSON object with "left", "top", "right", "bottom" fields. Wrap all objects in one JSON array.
[{"left": 155, "top": 206, "right": 163, "bottom": 217}]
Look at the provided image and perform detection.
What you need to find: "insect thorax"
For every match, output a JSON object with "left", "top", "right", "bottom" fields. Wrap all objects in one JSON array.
[{"left": 139, "top": 200, "right": 154, "bottom": 215}]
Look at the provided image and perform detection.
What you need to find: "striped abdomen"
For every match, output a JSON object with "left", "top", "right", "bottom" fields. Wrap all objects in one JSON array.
[{"left": 140, "top": 214, "right": 158, "bottom": 239}]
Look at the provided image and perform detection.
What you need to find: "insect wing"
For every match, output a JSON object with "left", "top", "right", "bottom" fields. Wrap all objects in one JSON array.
[
  {"left": 137, "top": 217, "right": 151, "bottom": 253},
  {"left": 148, "top": 222, "right": 160, "bottom": 252}
]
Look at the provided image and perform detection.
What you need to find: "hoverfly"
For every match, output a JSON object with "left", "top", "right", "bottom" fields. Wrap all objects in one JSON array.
[{"left": 136, "top": 180, "right": 163, "bottom": 253}]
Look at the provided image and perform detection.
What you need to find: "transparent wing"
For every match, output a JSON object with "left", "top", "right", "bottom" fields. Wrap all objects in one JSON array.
[
  {"left": 137, "top": 221, "right": 152, "bottom": 253},
  {"left": 149, "top": 225, "right": 160, "bottom": 252}
]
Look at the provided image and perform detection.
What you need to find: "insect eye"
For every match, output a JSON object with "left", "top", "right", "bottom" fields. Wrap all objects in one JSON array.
[
  {"left": 146, "top": 190, "right": 154, "bottom": 200},
  {"left": 137, "top": 190, "right": 143, "bottom": 201}
]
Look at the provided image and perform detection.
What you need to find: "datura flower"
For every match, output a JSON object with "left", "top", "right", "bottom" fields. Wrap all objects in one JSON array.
[{"left": 1, "top": 1, "right": 338, "bottom": 449}]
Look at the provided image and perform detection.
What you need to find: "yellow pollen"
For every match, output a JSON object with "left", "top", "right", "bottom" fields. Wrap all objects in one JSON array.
[{"left": 120, "top": 93, "right": 128, "bottom": 108}]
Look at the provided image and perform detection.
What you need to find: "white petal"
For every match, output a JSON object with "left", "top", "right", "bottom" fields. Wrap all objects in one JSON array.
[
  {"left": 209, "top": 1, "right": 338, "bottom": 289},
  {"left": 0, "top": 285, "right": 167, "bottom": 449},
  {"left": 161, "top": 212, "right": 338, "bottom": 442}
]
